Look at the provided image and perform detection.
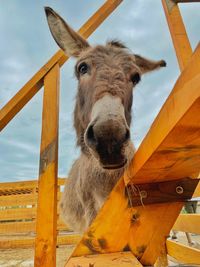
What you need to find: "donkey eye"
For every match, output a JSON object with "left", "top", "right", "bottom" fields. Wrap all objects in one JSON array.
[
  {"left": 78, "top": 62, "right": 88, "bottom": 75},
  {"left": 130, "top": 72, "right": 141, "bottom": 85}
]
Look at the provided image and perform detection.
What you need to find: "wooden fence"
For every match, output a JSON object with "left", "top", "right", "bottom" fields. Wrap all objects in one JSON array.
[
  {"left": 0, "top": 0, "right": 200, "bottom": 266},
  {"left": 0, "top": 178, "right": 81, "bottom": 249}
]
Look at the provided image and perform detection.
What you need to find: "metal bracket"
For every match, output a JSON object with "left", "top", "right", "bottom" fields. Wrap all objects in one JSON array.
[{"left": 126, "top": 178, "right": 199, "bottom": 207}]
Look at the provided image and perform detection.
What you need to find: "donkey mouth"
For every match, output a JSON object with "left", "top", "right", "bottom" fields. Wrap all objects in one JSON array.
[{"left": 102, "top": 159, "right": 127, "bottom": 170}]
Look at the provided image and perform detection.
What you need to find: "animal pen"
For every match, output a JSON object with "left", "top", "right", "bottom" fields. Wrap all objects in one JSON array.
[{"left": 0, "top": 0, "right": 200, "bottom": 266}]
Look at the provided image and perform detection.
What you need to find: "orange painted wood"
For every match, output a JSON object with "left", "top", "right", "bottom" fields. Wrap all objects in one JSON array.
[
  {"left": 0, "top": 0, "right": 122, "bottom": 131},
  {"left": 34, "top": 64, "right": 60, "bottom": 267},
  {"left": 66, "top": 252, "right": 142, "bottom": 267},
  {"left": 0, "top": 178, "right": 62, "bottom": 188},
  {"left": 162, "top": 0, "right": 192, "bottom": 71},
  {"left": 167, "top": 239, "right": 200, "bottom": 265},
  {"left": 173, "top": 214, "right": 200, "bottom": 234},
  {"left": 0, "top": 207, "right": 37, "bottom": 221},
  {"left": 0, "top": 234, "right": 81, "bottom": 249},
  {"left": 124, "top": 43, "right": 200, "bottom": 185},
  {"left": 68, "top": 44, "right": 200, "bottom": 266}
]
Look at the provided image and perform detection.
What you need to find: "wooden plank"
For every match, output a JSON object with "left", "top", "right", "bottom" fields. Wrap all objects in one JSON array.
[
  {"left": 162, "top": 0, "right": 192, "bottom": 71},
  {"left": 0, "top": 207, "right": 36, "bottom": 221},
  {"left": 0, "top": 221, "right": 36, "bottom": 234},
  {"left": 66, "top": 252, "right": 142, "bottom": 267},
  {"left": 0, "top": 192, "right": 62, "bottom": 207},
  {"left": 0, "top": 178, "right": 65, "bottom": 190},
  {"left": 126, "top": 178, "right": 199, "bottom": 206},
  {"left": 0, "top": 0, "right": 123, "bottom": 131},
  {"left": 0, "top": 194, "right": 37, "bottom": 206},
  {"left": 0, "top": 180, "right": 38, "bottom": 190},
  {"left": 34, "top": 64, "right": 59, "bottom": 267},
  {"left": 69, "top": 44, "right": 200, "bottom": 266},
  {"left": 0, "top": 234, "right": 81, "bottom": 249},
  {"left": 166, "top": 239, "right": 200, "bottom": 265},
  {"left": 124, "top": 43, "right": 200, "bottom": 185},
  {"left": 173, "top": 214, "right": 200, "bottom": 234},
  {"left": 0, "top": 220, "right": 67, "bottom": 234}
]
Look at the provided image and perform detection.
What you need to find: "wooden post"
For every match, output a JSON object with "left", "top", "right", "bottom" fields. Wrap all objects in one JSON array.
[
  {"left": 162, "top": 0, "right": 192, "bottom": 71},
  {"left": 34, "top": 64, "right": 60, "bottom": 267}
]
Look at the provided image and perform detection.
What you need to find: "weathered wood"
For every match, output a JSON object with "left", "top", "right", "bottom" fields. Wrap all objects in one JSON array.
[
  {"left": 126, "top": 178, "right": 199, "bottom": 206},
  {"left": 162, "top": 0, "right": 192, "bottom": 71},
  {"left": 166, "top": 239, "right": 200, "bottom": 265},
  {"left": 66, "top": 252, "right": 142, "bottom": 267},
  {"left": 34, "top": 64, "right": 60, "bottom": 267},
  {"left": 173, "top": 214, "right": 200, "bottom": 234},
  {"left": 0, "top": 234, "right": 81, "bottom": 249},
  {"left": 0, "top": 0, "right": 123, "bottom": 131},
  {"left": 68, "top": 44, "right": 200, "bottom": 266}
]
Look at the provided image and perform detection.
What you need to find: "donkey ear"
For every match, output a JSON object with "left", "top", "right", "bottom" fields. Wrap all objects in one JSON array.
[
  {"left": 134, "top": 54, "right": 166, "bottom": 74},
  {"left": 44, "top": 7, "right": 90, "bottom": 57}
]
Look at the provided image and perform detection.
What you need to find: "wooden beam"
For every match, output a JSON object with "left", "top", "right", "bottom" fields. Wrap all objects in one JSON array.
[
  {"left": 67, "top": 252, "right": 143, "bottom": 267},
  {"left": 124, "top": 43, "right": 200, "bottom": 185},
  {"left": 166, "top": 240, "right": 200, "bottom": 265},
  {"left": 162, "top": 0, "right": 192, "bottom": 71},
  {"left": 34, "top": 64, "right": 59, "bottom": 267},
  {"left": 173, "top": 214, "right": 200, "bottom": 234},
  {"left": 0, "top": 0, "right": 123, "bottom": 131},
  {"left": 67, "top": 44, "right": 200, "bottom": 266},
  {"left": 0, "top": 234, "right": 81, "bottom": 249}
]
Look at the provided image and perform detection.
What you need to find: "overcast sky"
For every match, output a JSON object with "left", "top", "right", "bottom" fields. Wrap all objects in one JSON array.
[{"left": 0, "top": 1, "right": 199, "bottom": 182}]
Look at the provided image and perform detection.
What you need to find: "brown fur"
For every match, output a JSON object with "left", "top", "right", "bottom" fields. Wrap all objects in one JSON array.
[{"left": 45, "top": 7, "right": 166, "bottom": 232}]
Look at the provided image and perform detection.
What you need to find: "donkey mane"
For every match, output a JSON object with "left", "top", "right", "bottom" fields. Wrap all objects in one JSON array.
[{"left": 107, "top": 40, "right": 127, "bottom": 49}]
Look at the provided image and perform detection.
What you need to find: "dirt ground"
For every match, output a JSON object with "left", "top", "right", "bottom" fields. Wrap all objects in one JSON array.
[{"left": 0, "top": 245, "right": 74, "bottom": 267}]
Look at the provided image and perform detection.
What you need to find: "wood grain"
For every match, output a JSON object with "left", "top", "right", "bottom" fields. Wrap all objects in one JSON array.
[
  {"left": 34, "top": 64, "right": 60, "bottom": 267},
  {"left": 167, "top": 239, "right": 200, "bottom": 264},
  {"left": 67, "top": 252, "right": 142, "bottom": 267},
  {"left": 172, "top": 214, "right": 200, "bottom": 234}
]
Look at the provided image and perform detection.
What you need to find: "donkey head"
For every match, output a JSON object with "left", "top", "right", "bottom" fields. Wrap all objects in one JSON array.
[{"left": 45, "top": 7, "right": 166, "bottom": 170}]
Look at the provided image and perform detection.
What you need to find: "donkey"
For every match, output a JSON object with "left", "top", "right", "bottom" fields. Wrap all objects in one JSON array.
[{"left": 45, "top": 7, "right": 166, "bottom": 232}]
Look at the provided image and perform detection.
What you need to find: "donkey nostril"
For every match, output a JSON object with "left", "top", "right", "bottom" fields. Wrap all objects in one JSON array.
[
  {"left": 124, "top": 129, "right": 130, "bottom": 142},
  {"left": 86, "top": 125, "right": 97, "bottom": 146}
]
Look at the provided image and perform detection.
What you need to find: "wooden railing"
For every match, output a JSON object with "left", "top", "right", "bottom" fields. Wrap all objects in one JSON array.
[
  {"left": 0, "top": 1, "right": 200, "bottom": 267},
  {"left": 0, "top": 178, "right": 81, "bottom": 249},
  {"left": 0, "top": 1, "right": 123, "bottom": 266}
]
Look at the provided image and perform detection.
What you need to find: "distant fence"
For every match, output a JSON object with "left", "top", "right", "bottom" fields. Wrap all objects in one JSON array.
[{"left": 0, "top": 178, "right": 81, "bottom": 248}]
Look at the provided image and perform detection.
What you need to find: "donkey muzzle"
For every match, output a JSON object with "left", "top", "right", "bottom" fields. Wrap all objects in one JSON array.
[{"left": 85, "top": 119, "right": 130, "bottom": 169}]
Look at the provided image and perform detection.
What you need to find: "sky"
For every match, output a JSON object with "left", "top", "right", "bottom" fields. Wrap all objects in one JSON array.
[{"left": 0, "top": 0, "right": 199, "bottom": 182}]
